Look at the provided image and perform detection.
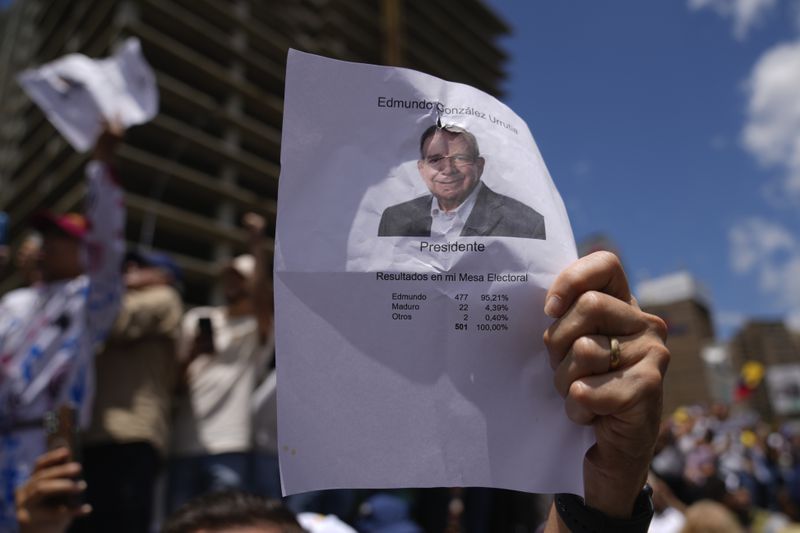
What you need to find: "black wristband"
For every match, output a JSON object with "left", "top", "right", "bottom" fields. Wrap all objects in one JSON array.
[{"left": 554, "top": 484, "right": 654, "bottom": 533}]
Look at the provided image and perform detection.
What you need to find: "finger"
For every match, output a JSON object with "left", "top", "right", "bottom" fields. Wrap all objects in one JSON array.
[
  {"left": 21, "top": 506, "right": 75, "bottom": 523},
  {"left": 553, "top": 329, "right": 663, "bottom": 397},
  {"left": 545, "top": 252, "right": 631, "bottom": 318},
  {"left": 242, "top": 212, "right": 264, "bottom": 229},
  {"left": 32, "top": 448, "right": 71, "bottom": 472},
  {"left": 564, "top": 346, "right": 669, "bottom": 424},
  {"left": 30, "top": 462, "right": 82, "bottom": 483},
  {"left": 553, "top": 335, "right": 613, "bottom": 397},
  {"left": 71, "top": 503, "right": 93, "bottom": 517},
  {"left": 545, "top": 291, "right": 649, "bottom": 366},
  {"left": 21, "top": 479, "right": 86, "bottom": 504}
]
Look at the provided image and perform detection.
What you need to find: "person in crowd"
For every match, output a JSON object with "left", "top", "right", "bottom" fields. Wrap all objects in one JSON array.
[
  {"left": 163, "top": 490, "right": 303, "bottom": 533},
  {"left": 14, "top": 250, "right": 670, "bottom": 532},
  {"left": 167, "top": 212, "right": 273, "bottom": 512},
  {"left": 0, "top": 126, "right": 125, "bottom": 530},
  {"left": 0, "top": 233, "right": 44, "bottom": 320},
  {"left": 649, "top": 471, "right": 687, "bottom": 533},
  {"left": 251, "top": 335, "right": 280, "bottom": 499},
  {"left": 683, "top": 428, "right": 727, "bottom": 503},
  {"left": 69, "top": 250, "right": 184, "bottom": 532},
  {"left": 14, "top": 233, "right": 44, "bottom": 287},
  {"left": 680, "top": 499, "right": 744, "bottom": 533},
  {"left": 652, "top": 420, "right": 688, "bottom": 502},
  {"left": 652, "top": 403, "right": 800, "bottom": 531},
  {"left": 0, "top": 211, "right": 9, "bottom": 270}
]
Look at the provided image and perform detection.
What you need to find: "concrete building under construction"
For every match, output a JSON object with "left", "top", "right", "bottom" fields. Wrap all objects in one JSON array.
[
  {"left": 729, "top": 320, "right": 800, "bottom": 421},
  {"left": 638, "top": 271, "right": 717, "bottom": 414},
  {"left": 0, "top": 0, "right": 509, "bottom": 303}
]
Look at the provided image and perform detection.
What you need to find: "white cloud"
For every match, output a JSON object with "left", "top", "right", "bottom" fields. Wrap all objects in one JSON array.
[
  {"left": 729, "top": 217, "right": 794, "bottom": 273},
  {"left": 729, "top": 217, "right": 800, "bottom": 321},
  {"left": 688, "top": 0, "right": 779, "bottom": 39},
  {"left": 742, "top": 40, "right": 800, "bottom": 201}
]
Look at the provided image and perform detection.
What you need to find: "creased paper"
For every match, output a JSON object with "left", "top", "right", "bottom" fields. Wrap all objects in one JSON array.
[
  {"left": 17, "top": 37, "right": 158, "bottom": 152},
  {"left": 275, "top": 50, "right": 593, "bottom": 496}
]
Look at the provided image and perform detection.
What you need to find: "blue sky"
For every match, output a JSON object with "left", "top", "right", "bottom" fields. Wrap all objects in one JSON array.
[{"left": 486, "top": 0, "right": 800, "bottom": 339}]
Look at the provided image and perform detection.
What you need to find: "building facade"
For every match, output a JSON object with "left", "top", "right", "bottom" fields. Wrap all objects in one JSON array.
[
  {"left": 729, "top": 320, "right": 800, "bottom": 421},
  {"left": 0, "top": 0, "right": 509, "bottom": 303},
  {"left": 638, "top": 272, "right": 716, "bottom": 414}
]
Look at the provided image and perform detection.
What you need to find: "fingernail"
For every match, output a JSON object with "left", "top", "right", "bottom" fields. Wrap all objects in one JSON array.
[
  {"left": 77, "top": 480, "right": 88, "bottom": 490},
  {"left": 544, "top": 295, "right": 563, "bottom": 318}
]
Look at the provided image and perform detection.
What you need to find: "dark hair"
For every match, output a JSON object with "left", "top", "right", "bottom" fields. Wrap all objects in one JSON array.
[
  {"left": 162, "top": 490, "right": 304, "bottom": 533},
  {"left": 418, "top": 124, "right": 480, "bottom": 159}
]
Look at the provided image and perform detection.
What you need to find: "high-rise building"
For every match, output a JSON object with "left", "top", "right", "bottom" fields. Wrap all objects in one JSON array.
[
  {"left": 0, "top": 0, "right": 509, "bottom": 303},
  {"left": 729, "top": 320, "right": 800, "bottom": 420},
  {"left": 637, "top": 271, "right": 716, "bottom": 413}
]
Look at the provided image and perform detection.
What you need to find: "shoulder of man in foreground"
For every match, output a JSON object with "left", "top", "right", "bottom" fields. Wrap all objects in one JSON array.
[
  {"left": 472, "top": 184, "right": 546, "bottom": 239},
  {"left": 378, "top": 194, "right": 432, "bottom": 236}
]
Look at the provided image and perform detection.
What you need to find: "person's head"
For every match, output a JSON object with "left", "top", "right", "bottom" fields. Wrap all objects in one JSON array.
[
  {"left": 163, "top": 490, "right": 304, "bottom": 533},
  {"left": 124, "top": 250, "right": 182, "bottom": 290},
  {"left": 417, "top": 125, "right": 485, "bottom": 212},
  {"left": 222, "top": 254, "right": 255, "bottom": 306},
  {"left": 15, "top": 232, "right": 43, "bottom": 285},
  {"left": 32, "top": 212, "right": 87, "bottom": 282},
  {"left": 681, "top": 500, "right": 744, "bottom": 533},
  {"left": 710, "top": 402, "right": 729, "bottom": 421}
]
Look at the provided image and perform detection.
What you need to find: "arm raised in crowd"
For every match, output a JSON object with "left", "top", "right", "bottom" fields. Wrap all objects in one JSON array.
[
  {"left": 242, "top": 212, "right": 273, "bottom": 344},
  {"left": 542, "top": 252, "right": 670, "bottom": 532},
  {"left": 83, "top": 123, "right": 126, "bottom": 341}
]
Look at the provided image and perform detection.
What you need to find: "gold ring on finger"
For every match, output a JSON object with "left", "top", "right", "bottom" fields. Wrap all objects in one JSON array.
[{"left": 609, "top": 337, "right": 621, "bottom": 371}]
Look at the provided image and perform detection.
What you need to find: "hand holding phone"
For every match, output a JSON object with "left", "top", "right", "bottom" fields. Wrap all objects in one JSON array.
[
  {"left": 193, "top": 316, "right": 215, "bottom": 356},
  {"left": 15, "top": 447, "right": 91, "bottom": 529},
  {"left": 41, "top": 405, "right": 84, "bottom": 510}
]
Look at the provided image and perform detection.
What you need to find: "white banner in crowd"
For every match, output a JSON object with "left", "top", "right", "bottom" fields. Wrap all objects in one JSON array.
[
  {"left": 767, "top": 364, "right": 800, "bottom": 416},
  {"left": 275, "top": 50, "right": 594, "bottom": 496},
  {"left": 17, "top": 37, "right": 158, "bottom": 152}
]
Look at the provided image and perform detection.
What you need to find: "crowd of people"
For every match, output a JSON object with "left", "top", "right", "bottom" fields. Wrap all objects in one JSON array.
[
  {"left": 649, "top": 403, "right": 800, "bottom": 532},
  {"left": 15, "top": 121, "right": 800, "bottom": 533},
  {"left": 0, "top": 126, "right": 284, "bottom": 533}
]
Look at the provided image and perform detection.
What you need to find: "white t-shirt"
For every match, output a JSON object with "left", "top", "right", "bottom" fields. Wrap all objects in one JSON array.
[
  {"left": 171, "top": 306, "right": 271, "bottom": 456},
  {"left": 648, "top": 507, "right": 685, "bottom": 533}
]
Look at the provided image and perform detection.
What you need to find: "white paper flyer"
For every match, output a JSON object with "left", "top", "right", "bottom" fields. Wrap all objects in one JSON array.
[
  {"left": 17, "top": 37, "right": 158, "bottom": 152},
  {"left": 275, "top": 50, "right": 594, "bottom": 496}
]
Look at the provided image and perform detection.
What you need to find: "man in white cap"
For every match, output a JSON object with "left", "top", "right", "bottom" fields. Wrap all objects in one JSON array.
[{"left": 167, "top": 213, "right": 273, "bottom": 513}]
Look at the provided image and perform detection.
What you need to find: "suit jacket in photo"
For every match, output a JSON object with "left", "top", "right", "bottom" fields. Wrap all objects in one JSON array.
[{"left": 378, "top": 183, "right": 546, "bottom": 239}]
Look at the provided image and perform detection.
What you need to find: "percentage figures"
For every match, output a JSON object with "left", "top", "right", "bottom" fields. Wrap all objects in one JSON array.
[
  {"left": 477, "top": 323, "right": 509, "bottom": 332},
  {"left": 480, "top": 294, "right": 509, "bottom": 302},
  {"left": 484, "top": 303, "right": 509, "bottom": 312}
]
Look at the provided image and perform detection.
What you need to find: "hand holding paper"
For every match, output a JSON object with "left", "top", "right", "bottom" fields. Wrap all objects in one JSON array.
[{"left": 543, "top": 252, "right": 669, "bottom": 528}]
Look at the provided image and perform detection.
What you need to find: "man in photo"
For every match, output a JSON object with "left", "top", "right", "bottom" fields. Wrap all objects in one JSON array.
[{"left": 378, "top": 125, "right": 546, "bottom": 239}]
